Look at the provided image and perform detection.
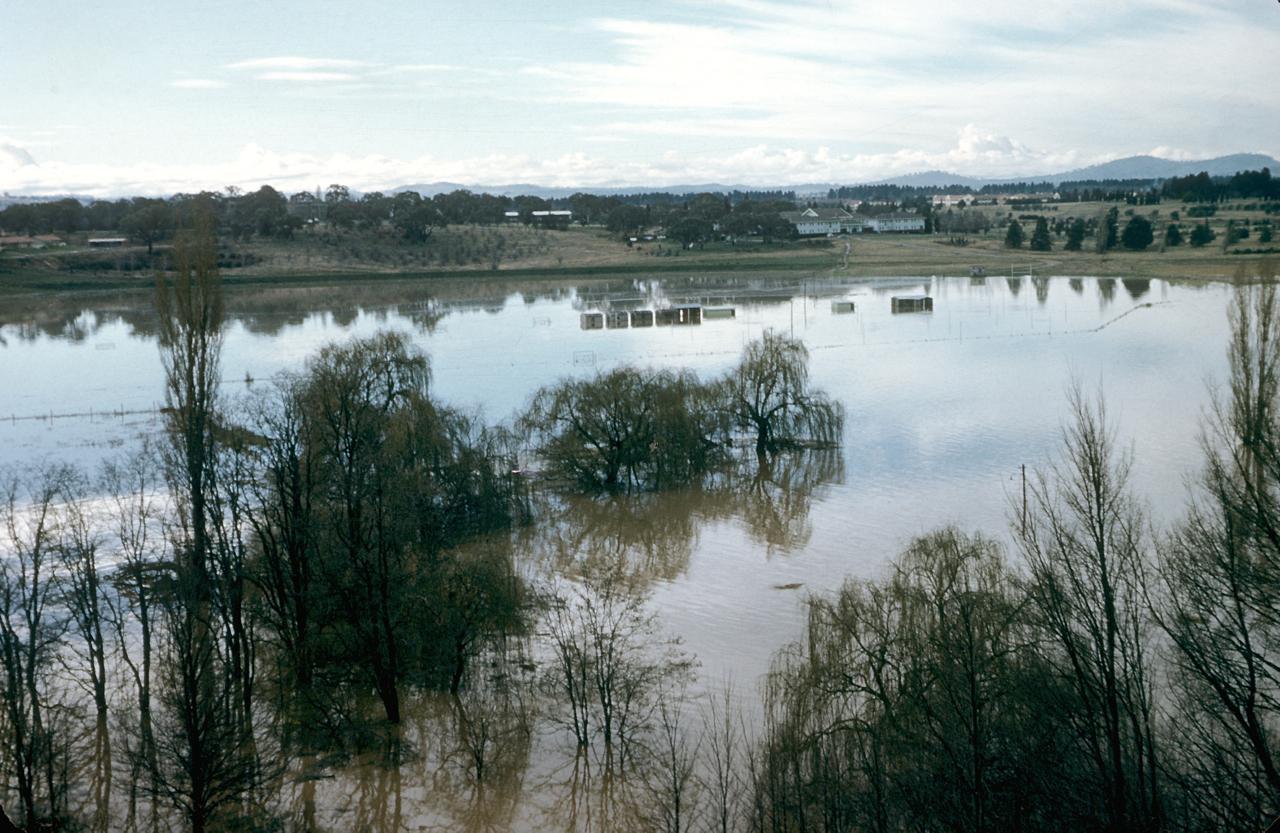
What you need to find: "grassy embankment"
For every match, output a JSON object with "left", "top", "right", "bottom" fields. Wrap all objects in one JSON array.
[{"left": 2, "top": 201, "right": 1276, "bottom": 300}]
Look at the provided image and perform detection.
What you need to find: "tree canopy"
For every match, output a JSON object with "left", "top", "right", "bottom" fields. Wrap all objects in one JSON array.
[{"left": 1121, "top": 215, "right": 1154, "bottom": 250}]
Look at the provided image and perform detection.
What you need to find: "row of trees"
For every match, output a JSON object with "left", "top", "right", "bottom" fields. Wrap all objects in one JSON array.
[
  {"left": 1003, "top": 207, "right": 1246, "bottom": 252},
  {"left": 1163, "top": 167, "right": 1280, "bottom": 202},
  {"left": 0, "top": 187, "right": 802, "bottom": 247}
]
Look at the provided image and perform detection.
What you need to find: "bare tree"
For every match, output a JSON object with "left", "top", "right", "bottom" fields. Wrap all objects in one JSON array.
[
  {"left": 1017, "top": 384, "right": 1161, "bottom": 832},
  {"left": 53, "top": 470, "right": 113, "bottom": 831},
  {"left": 0, "top": 467, "right": 71, "bottom": 830},
  {"left": 543, "top": 566, "right": 694, "bottom": 772},
  {"left": 699, "top": 683, "right": 747, "bottom": 833},
  {"left": 101, "top": 451, "right": 167, "bottom": 826},
  {"left": 152, "top": 214, "right": 258, "bottom": 833},
  {"left": 155, "top": 214, "right": 224, "bottom": 587},
  {"left": 634, "top": 687, "right": 703, "bottom": 833},
  {"left": 1156, "top": 278, "right": 1280, "bottom": 829},
  {"left": 244, "top": 378, "right": 318, "bottom": 689}
]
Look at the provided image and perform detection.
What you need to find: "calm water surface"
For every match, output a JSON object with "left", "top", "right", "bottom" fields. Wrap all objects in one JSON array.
[{"left": 0, "top": 272, "right": 1235, "bottom": 829}]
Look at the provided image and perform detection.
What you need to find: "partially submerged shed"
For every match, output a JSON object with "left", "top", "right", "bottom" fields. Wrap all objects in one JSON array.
[{"left": 891, "top": 295, "right": 934, "bottom": 314}]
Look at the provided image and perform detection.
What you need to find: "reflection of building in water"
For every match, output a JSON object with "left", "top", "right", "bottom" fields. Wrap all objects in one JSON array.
[{"left": 890, "top": 295, "right": 934, "bottom": 314}]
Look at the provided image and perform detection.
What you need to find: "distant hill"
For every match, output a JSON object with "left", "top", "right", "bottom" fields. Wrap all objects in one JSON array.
[
  {"left": 1049, "top": 153, "right": 1278, "bottom": 183},
  {"left": 0, "top": 192, "right": 96, "bottom": 209},
  {"left": 871, "top": 153, "right": 1280, "bottom": 189},
  {"left": 391, "top": 182, "right": 792, "bottom": 199},
  {"left": 386, "top": 154, "right": 1278, "bottom": 200}
]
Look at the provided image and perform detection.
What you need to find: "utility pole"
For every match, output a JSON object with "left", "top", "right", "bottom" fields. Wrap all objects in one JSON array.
[{"left": 1021, "top": 463, "right": 1028, "bottom": 537}]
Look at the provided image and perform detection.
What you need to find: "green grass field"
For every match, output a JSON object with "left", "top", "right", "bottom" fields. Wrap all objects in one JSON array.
[{"left": 2, "top": 207, "right": 1276, "bottom": 301}]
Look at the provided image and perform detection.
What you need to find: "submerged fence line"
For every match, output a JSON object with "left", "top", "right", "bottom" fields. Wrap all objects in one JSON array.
[
  {"left": 2, "top": 303, "right": 1163, "bottom": 426},
  {"left": 5, "top": 404, "right": 166, "bottom": 424}
]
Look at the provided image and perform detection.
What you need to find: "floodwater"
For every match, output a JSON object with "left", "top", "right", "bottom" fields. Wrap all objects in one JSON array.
[{"left": 0, "top": 272, "right": 1237, "bottom": 829}]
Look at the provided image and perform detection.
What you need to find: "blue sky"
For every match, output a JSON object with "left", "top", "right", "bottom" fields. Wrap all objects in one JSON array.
[{"left": 2, "top": 0, "right": 1277, "bottom": 195}]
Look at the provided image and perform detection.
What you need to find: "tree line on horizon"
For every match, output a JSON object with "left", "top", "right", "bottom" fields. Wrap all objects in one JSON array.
[{"left": 0, "top": 185, "right": 801, "bottom": 245}]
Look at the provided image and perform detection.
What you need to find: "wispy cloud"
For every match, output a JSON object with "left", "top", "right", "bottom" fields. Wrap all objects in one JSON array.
[
  {"left": 522, "top": 1, "right": 1279, "bottom": 156},
  {"left": 255, "top": 71, "right": 359, "bottom": 83},
  {"left": 0, "top": 132, "right": 1129, "bottom": 197},
  {"left": 170, "top": 79, "right": 226, "bottom": 89},
  {"left": 226, "top": 56, "right": 368, "bottom": 71},
  {"left": 381, "top": 63, "right": 465, "bottom": 74}
]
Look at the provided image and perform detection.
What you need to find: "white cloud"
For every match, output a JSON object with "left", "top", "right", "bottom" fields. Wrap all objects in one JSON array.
[
  {"left": 0, "top": 130, "right": 1124, "bottom": 198},
  {"left": 1145, "top": 146, "right": 1199, "bottom": 161},
  {"left": 226, "top": 56, "right": 368, "bottom": 71},
  {"left": 519, "top": 2, "right": 1280, "bottom": 157},
  {"left": 170, "top": 79, "right": 226, "bottom": 89},
  {"left": 381, "top": 64, "right": 464, "bottom": 73},
  {"left": 254, "top": 71, "right": 359, "bottom": 83}
]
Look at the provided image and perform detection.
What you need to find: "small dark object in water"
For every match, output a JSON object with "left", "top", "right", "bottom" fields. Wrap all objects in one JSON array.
[{"left": 773, "top": 582, "right": 804, "bottom": 590}]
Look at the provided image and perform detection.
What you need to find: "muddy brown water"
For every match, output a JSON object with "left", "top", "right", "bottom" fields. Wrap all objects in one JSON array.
[{"left": 0, "top": 273, "right": 1236, "bottom": 829}]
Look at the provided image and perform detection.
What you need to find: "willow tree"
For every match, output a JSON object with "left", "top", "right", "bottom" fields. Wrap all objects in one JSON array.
[
  {"left": 525, "top": 366, "right": 726, "bottom": 492},
  {"left": 723, "top": 331, "right": 843, "bottom": 456}
]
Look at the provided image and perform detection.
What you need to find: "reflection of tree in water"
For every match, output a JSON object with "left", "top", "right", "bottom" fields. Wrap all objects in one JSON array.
[
  {"left": 733, "top": 450, "right": 844, "bottom": 555},
  {"left": 279, "top": 668, "right": 535, "bottom": 833},
  {"left": 532, "top": 752, "right": 630, "bottom": 833},
  {"left": 1123, "top": 277, "right": 1150, "bottom": 300},
  {"left": 1069, "top": 277, "right": 1084, "bottom": 295},
  {"left": 1098, "top": 277, "right": 1117, "bottom": 305},
  {"left": 429, "top": 676, "right": 535, "bottom": 833},
  {"left": 530, "top": 490, "right": 716, "bottom": 582},
  {"left": 1032, "top": 276, "right": 1049, "bottom": 305},
  {"left": 529, "top": 450, "right": 843, "bottom": 581},
  {"left": 1006, "top": 276, "right": 1022, "bottom": 297}
]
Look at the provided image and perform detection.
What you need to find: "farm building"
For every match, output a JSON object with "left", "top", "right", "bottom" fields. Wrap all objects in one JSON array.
[
  {"left": 780, "top": 207, "right": 862, "bottom": 236},
  {"left": 867, "top": 213, "right": 926, "bottom": 233},
  {"left": 655, "top": 306, "right": 702, "bottom": 326}
]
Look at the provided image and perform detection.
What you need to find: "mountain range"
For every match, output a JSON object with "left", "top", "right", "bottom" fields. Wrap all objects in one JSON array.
[
  {"left": 4, "top": 154, "right": 1276, "bottom": 207},
  {"left": 392, "top": 153, "right": 1279, "bottom": 199}
]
